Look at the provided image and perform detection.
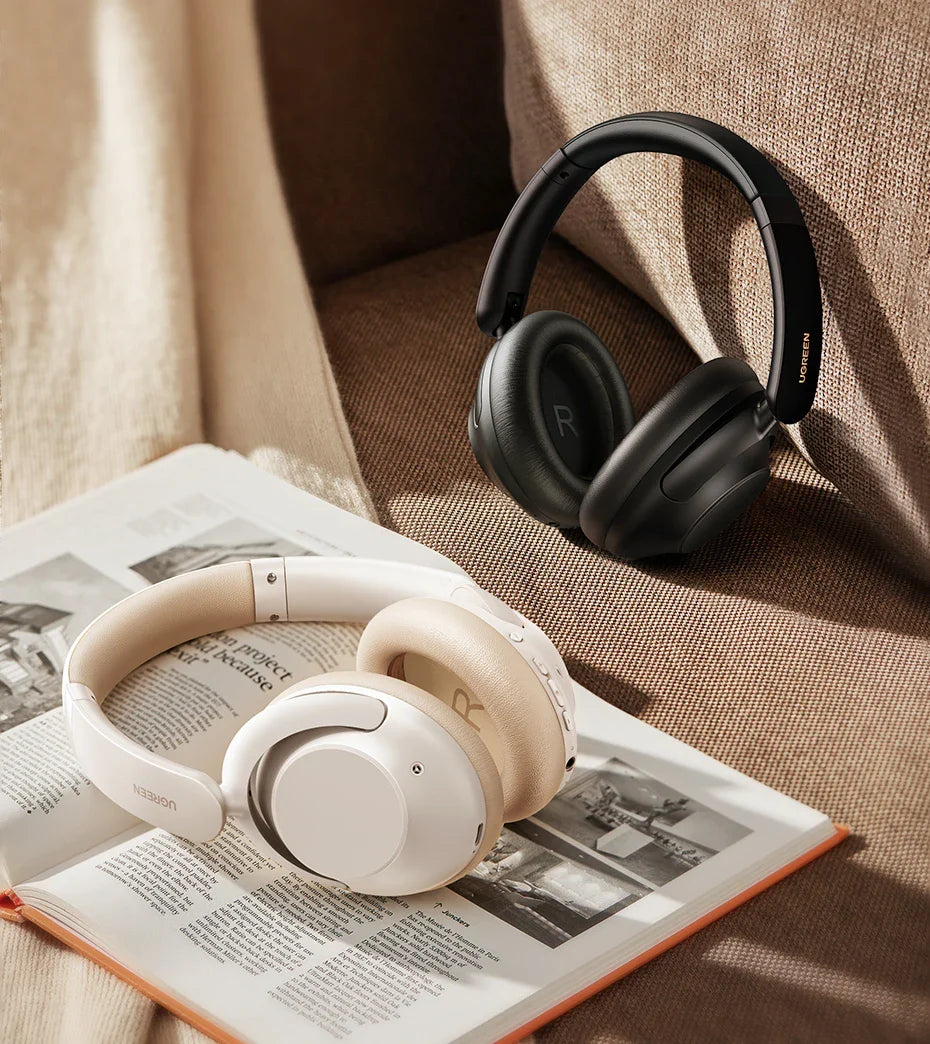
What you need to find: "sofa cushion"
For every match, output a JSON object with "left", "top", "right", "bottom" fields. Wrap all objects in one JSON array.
[
  {"left": 319, "top": 232, "right": 930, "bottom": 1043},
  {"left": 500, "top": 0, "right": 930, "bottom": 582},
  {"left": 257, "top": 0, "right": 512, "bottom": 285}
]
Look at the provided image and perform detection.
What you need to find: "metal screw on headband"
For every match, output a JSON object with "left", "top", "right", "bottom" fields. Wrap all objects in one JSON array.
[{"left": 266, "top": 572, "right": 277, "bottom": 584}]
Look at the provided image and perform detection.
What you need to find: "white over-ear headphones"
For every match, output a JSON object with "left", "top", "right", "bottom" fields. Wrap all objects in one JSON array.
[{"left": 62, "top": 557, "right": 577, "bottom": 895}]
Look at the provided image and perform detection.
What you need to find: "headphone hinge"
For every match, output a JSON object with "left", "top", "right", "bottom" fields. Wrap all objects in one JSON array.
[
  {"left": 754, "top": 397, "right": 778, "bottom": 439},
  {"left": 495, "top": 291, "right": 525, "bottom": 337}
]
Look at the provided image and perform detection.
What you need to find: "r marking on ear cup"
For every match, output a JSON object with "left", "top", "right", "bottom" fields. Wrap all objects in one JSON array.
[
  {"left": 469, "top": 311, "right": 634, "bottom": 527},
  {"left": 450, "top": 686, "right": 485, "bottom": 730},
  {"left": 357, "top": 598, "right": 566, "bottom": 822}
]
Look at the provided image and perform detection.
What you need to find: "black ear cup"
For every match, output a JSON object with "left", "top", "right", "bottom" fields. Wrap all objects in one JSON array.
[
  {"left": 469, "top": 311, "right": 635, "bottom": 527},
  {"left": 579, "top": 357, "right": 774, "bottom": 558}
]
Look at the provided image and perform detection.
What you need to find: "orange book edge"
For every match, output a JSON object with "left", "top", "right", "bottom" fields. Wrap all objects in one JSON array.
[
  {"left": 3, "top": 825, "right": 848, "bottom": 1044},
  {"left": 501, "top": 823, "right": 849, "bottom": 1044}
]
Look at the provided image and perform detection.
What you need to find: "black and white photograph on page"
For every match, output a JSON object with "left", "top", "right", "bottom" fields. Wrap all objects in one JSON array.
[
  {"left": 450, "top": 821, "right": 650, "bottom": 948},
  {"left": 535, "top": 757, "right": 752, "bottom": 888},
  {"left": 0, "top": 554, "right": 129, "bottom": 732},
  {"left": 451, "top": 756, "right": 752, "bottom": 946},
  {"left": 131, "top": 518, "right": 312, "bottom": 583}
]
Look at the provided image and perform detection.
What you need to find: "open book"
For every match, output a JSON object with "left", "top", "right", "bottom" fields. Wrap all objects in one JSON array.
[{"left": 0, "top": 445, "right": 845, "bottom": 1044}]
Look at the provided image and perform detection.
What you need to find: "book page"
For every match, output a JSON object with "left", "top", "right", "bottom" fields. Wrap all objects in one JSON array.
[
  {"left": 18, "top": 684, "right": 834, "bottom": 1044},
  {"left": 0, "top": 446, "right": 460, "bottom": 888}
]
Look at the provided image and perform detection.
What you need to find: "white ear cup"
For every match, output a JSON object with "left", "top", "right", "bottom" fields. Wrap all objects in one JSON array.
[
  {"left": 254, "top": 730, "right": 409, "bottom": 881},
  {"left": 223, "top": 672, "right": 503, "bottom": 894}
]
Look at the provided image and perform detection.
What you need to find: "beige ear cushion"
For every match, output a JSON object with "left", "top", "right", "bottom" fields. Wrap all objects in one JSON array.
[
  {"left": 68, "top": 562, "right": 254, "bottom": 701},
  {"left": 356, "top": 598, "right": 565, "bottom": 822},
  {"left": 300, "top": 671, "right": 504, "bottom": 873}
]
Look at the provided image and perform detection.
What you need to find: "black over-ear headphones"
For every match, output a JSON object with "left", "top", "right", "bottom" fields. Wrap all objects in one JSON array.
[{"left": 469, "top": 112, "right": 822, "bottom": 559}]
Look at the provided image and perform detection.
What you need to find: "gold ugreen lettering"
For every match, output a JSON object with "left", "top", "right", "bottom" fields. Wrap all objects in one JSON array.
[{"left": 799, "top": 332, "right": 811, "bottom": 383}]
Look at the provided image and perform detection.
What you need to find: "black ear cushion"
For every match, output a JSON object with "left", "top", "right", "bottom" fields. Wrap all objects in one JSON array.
[
  {"left": 580, "top": 357, "right": 764, "bottom": 548},
  {"left": 485, "top": 311, "right": 634, "bottom": 527}
]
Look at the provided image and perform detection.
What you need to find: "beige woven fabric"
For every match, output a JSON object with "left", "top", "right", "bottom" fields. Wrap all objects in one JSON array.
[
  {"left": 0, "top": 1, "right": 371, "bottom": 1041},
  {"left": 501, "top": 0, "right": 930, "bottom": 582},
  {"left": 0, "top": 921, "right": 205, "bottom": 1044},
  {"left": 0, "top": 0, "right": 374, "bottom": 528},
  {"left": 319, "top": 232, "right": 930, "bottom": 1043}
]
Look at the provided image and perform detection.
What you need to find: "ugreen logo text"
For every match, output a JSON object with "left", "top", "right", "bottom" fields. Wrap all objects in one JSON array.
[
  {"left": 799, "top": 333, "right": 811, "bottom": 383},
  {"left": 133, "top": 783, "right": 177, "bottom": 811}
]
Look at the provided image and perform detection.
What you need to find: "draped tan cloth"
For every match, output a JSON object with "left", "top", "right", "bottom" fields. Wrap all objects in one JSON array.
[
  {"left": 0, "top": 0, "right": 374, "bottom": 527},
  {"left": 0, "top": 2, "right": 372, "bottom": 1040}
]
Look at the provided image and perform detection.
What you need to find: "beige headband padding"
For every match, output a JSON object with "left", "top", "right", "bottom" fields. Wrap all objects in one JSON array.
[
  {"left": 67, "top": 562, "right": 255, "bottom": 701},
  {"left": 356, "top": 598, "right": 565, "bottom": 822},
  {"left": 291, "top": 671, "right": 504, "bottom": 875}
]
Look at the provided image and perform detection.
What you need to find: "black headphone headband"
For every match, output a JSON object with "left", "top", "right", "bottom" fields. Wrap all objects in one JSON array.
[{"left": 476, "top": 113, "right": 822, "bottom": 424}]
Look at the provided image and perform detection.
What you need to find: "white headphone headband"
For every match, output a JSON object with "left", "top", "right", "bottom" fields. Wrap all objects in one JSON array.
[{"left": 62, "top": 558, "right": 474, "bottom": 840}]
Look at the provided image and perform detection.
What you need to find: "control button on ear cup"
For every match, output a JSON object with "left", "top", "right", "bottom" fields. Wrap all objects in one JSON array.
[
  {"left": 357, "top": 598, "right": 566, "bottom": 822},
  {"left": 580, "top": 357, "right": 768, "bottom": 558},
  {"left": 471, "top": 311, "right": 634, "bottom": 527}
]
